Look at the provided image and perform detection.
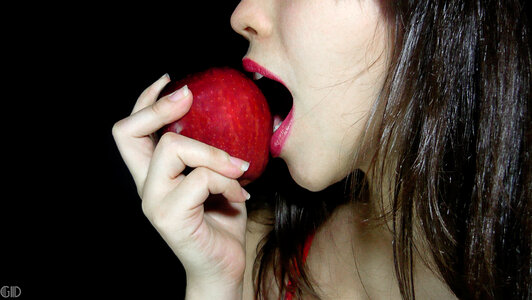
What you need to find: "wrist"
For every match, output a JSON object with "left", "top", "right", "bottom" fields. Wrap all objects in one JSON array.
[{"left": 185, "top": 277, "right": 243, "bottom": 300}]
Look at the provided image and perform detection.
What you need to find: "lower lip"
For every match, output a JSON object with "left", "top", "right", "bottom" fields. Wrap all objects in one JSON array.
[{"left": 270, "top": 107, "right": 294, "bottom": 157}]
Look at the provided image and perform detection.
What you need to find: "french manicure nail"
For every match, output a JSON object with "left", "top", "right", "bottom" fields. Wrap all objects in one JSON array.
[
  {"left": 241, "top": 188, "right": 251, "bottom": 201},
  {"left": 229, "top": 156, "right": 250, "bottom": 172},
  {"left": 160, "top": 73, "right": 170, "bottom": 80},
  {"left": 169, "top": 85, "right": 189, "bottom": 102}
]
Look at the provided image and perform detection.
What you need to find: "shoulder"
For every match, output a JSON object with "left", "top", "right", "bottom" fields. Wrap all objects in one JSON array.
[{"left": 243, "top": 208, "right": 274, "bottom": 299}]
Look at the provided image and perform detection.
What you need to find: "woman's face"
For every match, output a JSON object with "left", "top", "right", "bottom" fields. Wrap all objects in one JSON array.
[{"left": 231, "top": 0, "right": 390, "bottom": 191}]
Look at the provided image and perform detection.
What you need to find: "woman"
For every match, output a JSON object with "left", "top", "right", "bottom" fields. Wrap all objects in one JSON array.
[{"left": 112, "top": 0, "right": 531, "bottom": 299}]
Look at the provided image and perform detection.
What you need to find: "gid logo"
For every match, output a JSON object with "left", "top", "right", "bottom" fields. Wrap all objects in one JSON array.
[{"left": 0, "top": 286, "right": 21, "bottom": 298}]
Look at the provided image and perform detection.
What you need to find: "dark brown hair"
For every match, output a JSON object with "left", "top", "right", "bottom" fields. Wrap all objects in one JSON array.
[{"left": 251, "top": 0, "right": 531, "bottom": 299}]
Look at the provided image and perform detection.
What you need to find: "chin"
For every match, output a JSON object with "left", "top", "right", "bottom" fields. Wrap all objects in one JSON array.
[{"left": 285, "top": 160, "right": 340, "bottom": 192}]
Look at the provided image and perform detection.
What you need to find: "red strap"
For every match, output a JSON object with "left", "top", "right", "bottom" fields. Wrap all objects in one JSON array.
[
  {"left": 285, "top": 232, "right": 315, "bottom": 299},
  {"left": 302, "top": 232, "right": 314, "bottom": 264}
]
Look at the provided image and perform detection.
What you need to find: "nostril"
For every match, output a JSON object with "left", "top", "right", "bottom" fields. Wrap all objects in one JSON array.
[{"left": 244, "top": 26, "right": 258, "bottom": 36}]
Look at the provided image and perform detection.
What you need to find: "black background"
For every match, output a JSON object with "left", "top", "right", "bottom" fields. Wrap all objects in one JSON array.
[
  {"left": 0, "top": 1, "right": 284, "bottom": 298},
  {"left": 5, "top": 2, "right": 530, "bottom": 299}
]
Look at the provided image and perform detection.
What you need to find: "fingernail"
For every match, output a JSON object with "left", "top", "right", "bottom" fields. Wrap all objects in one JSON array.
[
  {"left": 241, "top": 188, "right": 251, "bottom": 201},
  {"left": 229, "top": 156, "right": 250, "bottom": 172},
  {"left": 160, "top": 73, "right": 170, "bottom": 80},
  {"left": 169, "top": 85, "right": 189, "bottom": 102}
]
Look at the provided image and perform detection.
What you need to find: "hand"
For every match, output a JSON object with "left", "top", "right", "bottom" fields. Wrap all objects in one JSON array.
[{"left": 112, "top": 74, "right": 250, "bottom": 297}]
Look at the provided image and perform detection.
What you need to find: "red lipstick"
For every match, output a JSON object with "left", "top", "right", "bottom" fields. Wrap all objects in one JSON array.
[
  {"left": 242, "top": 58, "right": 287, "bottom": 87},
  {"left": 242, "top": 58, "right": 294, "bottom": 158}
]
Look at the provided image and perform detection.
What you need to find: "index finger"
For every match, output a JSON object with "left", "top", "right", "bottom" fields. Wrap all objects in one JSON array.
[
  {"left": 112, "top": 76, "right": 192, "bottom": 189},
  {"left": 132, "top": 73, "right": 171, "bottom": 114}
]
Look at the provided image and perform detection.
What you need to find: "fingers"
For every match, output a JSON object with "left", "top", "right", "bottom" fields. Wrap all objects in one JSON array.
[
  {"left": 115, "top": 84, "right": 192, "bottom": 140},
  {"left": 144, "top": 167, "right": 249, "bottom": 226},
  {"left": 114, "top": 74, "right": 251, "bottom": 227},
  {"left": 112, "top": 75, "right": 193, "bottom": 190},
  {"left": 174, "top": 167, "right": 250, "bottom": 209},
  {"left": 142, "top": 132, "right": 250, "bottom": 201},
  {"left": 132, "top": 73, "right": 171, "bottom": 114}
]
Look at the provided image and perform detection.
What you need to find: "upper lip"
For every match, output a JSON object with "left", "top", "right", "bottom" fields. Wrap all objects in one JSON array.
[{"left": 242, "top": 58, "right": 287, "bottom": 88}]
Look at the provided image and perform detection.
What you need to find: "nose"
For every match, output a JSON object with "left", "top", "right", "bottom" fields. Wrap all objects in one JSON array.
[{"left": 231, "top": 0, "right": 273, "bottom": 41}]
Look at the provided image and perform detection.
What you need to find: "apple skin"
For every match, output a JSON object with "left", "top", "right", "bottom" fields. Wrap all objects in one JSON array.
[{"left": 159, "top": 67, "right": 272, "bottom": 185}]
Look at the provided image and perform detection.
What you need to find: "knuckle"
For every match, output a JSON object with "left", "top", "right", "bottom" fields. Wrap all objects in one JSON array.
[
  {"left": 111, "top": 119, "right": 125, "bottom": 138},
  {"left": 157, "top": 131, "right": 180, "bottom": 149},
  {"left": 226, "top": 179, "right": 241, "bottom": 196},
  {"left": 230, "top": 178, "right": 241, "bottom": 190},
  {"left": 150, "top": 100, "right": 162, "bottom": 116},
  {"left": 190, "top": 166, "right": 211, "bottom": 183},
  {"left": 137, "top": 186, "right": 144, "bottom": 199},
  {"left": 111, "top": 118, "right": 128, "bottom": 140},
  {"left": 149, "top": 102, "right": 174, "bottom": 128},
  {"left": 141, "top": 200, "right": 151, "bottom": 218},
  {"left": 208, "top": 145, "right": 229, "bottom": 162},
  {"left": 150, "top": 98, "right": 168, "bottom": 119}
]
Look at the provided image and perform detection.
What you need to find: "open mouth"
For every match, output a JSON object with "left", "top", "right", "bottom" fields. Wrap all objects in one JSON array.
[
  {"left": 252, "top": 74, "right": 293, "bottom": 133},
  {"left": 242, "top": 58, "right": 294, "bottom": 157},
  {"left": 242, "top": 58, "right": 294, "bottom": 134}
]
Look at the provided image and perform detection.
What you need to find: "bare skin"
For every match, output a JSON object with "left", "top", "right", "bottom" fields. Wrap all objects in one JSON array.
[{"left": 113, "top": 0, "right": 461, "bottom": 298}]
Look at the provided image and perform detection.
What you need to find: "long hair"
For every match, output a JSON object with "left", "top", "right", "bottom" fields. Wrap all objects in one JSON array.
[{"left": 251, "top": 0, "right": 531, "bottom": 299}]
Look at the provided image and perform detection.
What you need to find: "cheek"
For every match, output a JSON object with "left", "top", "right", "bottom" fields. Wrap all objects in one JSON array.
[
  {"left": 278, "top": 2, "right": 338, "bottom": 61},
  {"left": 277, "top": 3, "right": 315, "bottom": 74},
  {"left": 279, "top": 1, "right": 385, "bottom": 88},
  {"left": 277, "top": 0, "right": 389, "bottom": 189}
]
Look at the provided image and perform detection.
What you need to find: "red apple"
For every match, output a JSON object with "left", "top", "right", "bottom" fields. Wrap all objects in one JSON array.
[{"left": 159, "top": 67, "right": 272, "bottom": 185}]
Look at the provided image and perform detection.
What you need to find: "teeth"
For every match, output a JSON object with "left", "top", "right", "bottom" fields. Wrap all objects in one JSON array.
[
  {"left": 273, "top": 122, "right": 282, "bottom": 133},
  {"left": 253, "top": 72, "right": 264, "bottom": 80}
]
